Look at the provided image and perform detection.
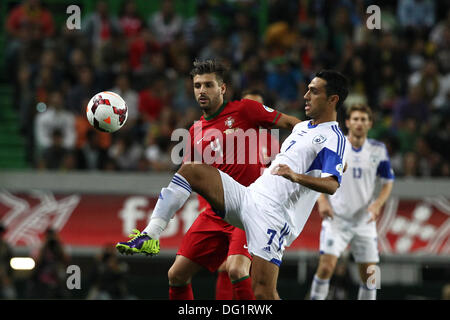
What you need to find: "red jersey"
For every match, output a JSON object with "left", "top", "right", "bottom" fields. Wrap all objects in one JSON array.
[{"left": 184, "top": 99, "right": 281, "bottom": 220}]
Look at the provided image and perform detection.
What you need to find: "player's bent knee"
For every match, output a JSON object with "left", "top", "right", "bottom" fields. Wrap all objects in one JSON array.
[
  {"left": 317, "top": 262, "right": 336, "bottom": 279},
  {"left": 168, "top": 266, "right": 190, "bottom": 286},
  {"left": 227, "top": 266, "right": 247, "bottom": 282}
]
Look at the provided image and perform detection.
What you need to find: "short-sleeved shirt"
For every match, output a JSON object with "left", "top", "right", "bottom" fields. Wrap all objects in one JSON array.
[
  {"left": 184, "top": 99, "right": 281, "bottom": 220},
  {"left": 249, "top": 120, "right": 347, "bottom": 244},
  {"left": 328, "top": 138, "right": 395, "bottom": 223}
]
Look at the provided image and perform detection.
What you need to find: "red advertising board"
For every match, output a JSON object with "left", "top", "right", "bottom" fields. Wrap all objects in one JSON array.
[{"left": 0, "top": 191, "right": 448, "bottom": 255}]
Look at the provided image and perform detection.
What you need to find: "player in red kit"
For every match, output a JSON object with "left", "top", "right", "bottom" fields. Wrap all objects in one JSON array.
[
  {"left": 117, "top": 59, "right": 300, "bottom": 300},
  {"left": 214, "top": 89, "right": 280, "bottom": 300}
]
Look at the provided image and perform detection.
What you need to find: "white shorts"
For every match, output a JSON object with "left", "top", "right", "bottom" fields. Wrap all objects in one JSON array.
[
  {"left": 219, "top": 171, "right": 290, "bottom": 267},
  {"left": 319, "top": 216, "right": 379, "bottom": 263}
]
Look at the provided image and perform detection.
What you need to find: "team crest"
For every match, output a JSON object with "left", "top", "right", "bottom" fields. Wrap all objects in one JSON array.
[
  {"left": 370, "top": 154, "right": 379, "bottom": 165},
  {"left": 312, "top": 134, "right": 327, "bottom": 144},
  {"left": 225, "top": 116, "right": 235, "bottom": 128},
  {"left": 224, "top": 116, "right": 238, "bottom": 134}
]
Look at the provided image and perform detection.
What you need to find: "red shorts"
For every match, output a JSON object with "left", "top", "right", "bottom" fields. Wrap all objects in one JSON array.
[{"left": 177, "top": 212, "right": 251, "bottom": 272}]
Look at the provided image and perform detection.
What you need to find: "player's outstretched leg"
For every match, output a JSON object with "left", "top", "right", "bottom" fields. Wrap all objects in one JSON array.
[
  {"left": 116, "top": 229, "right": 160, "bottom": 256},
  {"left": 177, "top": 163, "right": 226, "bottom": 212},
  {"left": 116, "top": 163, "right": 225, "bottom": 255}
]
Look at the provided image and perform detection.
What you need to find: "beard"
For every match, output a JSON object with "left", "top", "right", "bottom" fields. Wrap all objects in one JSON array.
[{"left": 197, "top": 94, "right": 221, "bottom": 112}]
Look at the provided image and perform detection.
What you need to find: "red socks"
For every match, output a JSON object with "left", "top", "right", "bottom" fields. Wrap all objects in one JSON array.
[
  {"left": 169, "top": 283, "right": 194, "bottom": 300},
  {"left": 232, "top": 276, "right": 255, "bottom": 300},
  {"left": 171, "top": 275, "right": 255, "bottom": 300},
  {"left": 215, "top": 271, "right": 233, "bottom": 300}
]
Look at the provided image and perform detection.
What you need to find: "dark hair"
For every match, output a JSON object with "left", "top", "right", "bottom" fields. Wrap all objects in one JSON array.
[
  {"left": 346, "top": 103, "right": 373, "bottom": 121},
  {"left": 189, "top": 59, "right": 229, "bottom": 84},
  {"left": 241, "top": 88, "right": 265, "bottom": 99},
  {"left": 315, "top": 70, "right": 349, "bottom": 111}
]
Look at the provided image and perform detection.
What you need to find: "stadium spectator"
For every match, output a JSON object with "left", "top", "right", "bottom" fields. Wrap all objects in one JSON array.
[
  {"left": 34, "top": 91, "right": 76, "bottom": 158},
  {"left": 66, "top": 66, "right": 99, "bottom": 115},
  {"left": 199, "top": 33, "right": 231, "bottom": 62},
  {"left": 87, "top": 246, "right": 131, "bottom": 300},
  {"left": 6, "top": 0, "right": 54, "bottom": 40},
  {"left": 430, "top": 9, "right": 450, "bottom": 73},
  {"left": 110, "top": 73, "right": 139, "bottom": 125},
  {"left": 75, "top": 128, "right": 108, "bottom": 171},
  {"left": 392, "top": 85, "right": 430, "bottom": 129},
  {"left": 5, "top": 0, "right": 55, "bottom": 78},
  {"left": 62, "top": 47, "right": 89, "bottom": 87},
  {"left": 82, "top": 0, "right": 122, "bottom": 49},
  {"left": 138, "top": 77, "right": 169, "bottom": 122},
  {"left": 148, "top": 0, "right": 184, "bottom": 47},
  {"left": 144, "top": 135, "right": 174, "bottom": 172},
  {"left": 397, "top": 0, "right": 435, "bottom": 28},
  {"left": 266, "top": 56, "right": 304, "bottom": 104},
  {"left": 108, "top": 133, "right": 143, "bottom": 171},
  {"left": 14, "top": 63, "right": 35, "bottom": 164},
  {"left": 128, "top": 26, "right": 162, "bottom": 73},
  {"left": 401, "top": 152, "right": 421, "bottom": 178},
  {"left": 183, "top": 2, "right": 220, "bottom": 54},
  {"left": 239, "top": 55, "right": 267, "bottom": 91},
  {"left": 38, "top": 128, "right": 73, "bottom": 170},
  {"left": 172, "top": 76, "right": 198, "bottom": 114},
  {"left": 396, "top": 117, "right": 421, "bottom": 154},
  {"left": 26, "top": 229, "right": 70, "bottom": 299},
  {"left": 119, "top": 0, "right": 143, "bottom": 41},
  {"left": 408, "top": 60, "right": 443, "bottom": 103},
  {"left": 432, "top": 73, "right": 450, "bottom": 112}
]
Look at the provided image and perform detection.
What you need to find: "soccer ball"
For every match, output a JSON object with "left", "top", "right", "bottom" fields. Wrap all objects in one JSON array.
[{"left": 86, "top": 91, "right": 128, "bottom": 133}]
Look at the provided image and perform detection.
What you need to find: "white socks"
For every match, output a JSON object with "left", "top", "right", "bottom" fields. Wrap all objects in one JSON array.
[
  {"left": 310, "top": 275, "right": 330, "bottom": 300},
  {"left": 358, "top": 284, "right": 377, "bottom": 300},
  {"left": 143, "top": 173, "right": 192, "bottom": 239},
  {"left": 310, "top": 275, "right": 377, "bottom": 300}
]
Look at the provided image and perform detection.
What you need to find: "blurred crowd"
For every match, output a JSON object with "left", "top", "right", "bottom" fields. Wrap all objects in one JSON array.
[{"left": 4, "top": 0, "right": 450, "bottom": 177}]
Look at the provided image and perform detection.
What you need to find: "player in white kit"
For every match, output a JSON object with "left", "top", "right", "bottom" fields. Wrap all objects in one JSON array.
[
  {"left": 118, "top": 70, "right": 349, "bottom": 299},
  {"left": 309, "top": 104, "right": 394, "bottom": 300}
]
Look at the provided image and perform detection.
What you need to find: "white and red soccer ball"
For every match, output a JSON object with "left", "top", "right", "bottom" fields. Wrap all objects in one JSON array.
[{"left": 86, "top": 91, "right": 128, "bottom": 133}]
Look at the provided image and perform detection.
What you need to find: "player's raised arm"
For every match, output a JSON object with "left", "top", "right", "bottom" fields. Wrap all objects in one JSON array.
[
  {"left": 241, "top": 98, "right": 301, "bottom": 131},
  {"left": 273, "top": 113, "right": 302, "bottom": 130},
  {"left": 271, "top": 164, "right": 340, "bottom": 195}
]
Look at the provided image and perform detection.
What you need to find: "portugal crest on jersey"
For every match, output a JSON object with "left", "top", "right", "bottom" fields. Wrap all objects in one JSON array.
[{"left": 225, "top": 116, "right": 235, "bottom": 128}]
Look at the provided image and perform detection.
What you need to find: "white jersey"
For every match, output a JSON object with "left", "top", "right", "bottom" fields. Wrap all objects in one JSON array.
[
  {"left": 328, "top": 138, "right": 395, "bottom": 223},
  {"left": 249, "top": 120, "right": 347, "bottom": 246}
]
